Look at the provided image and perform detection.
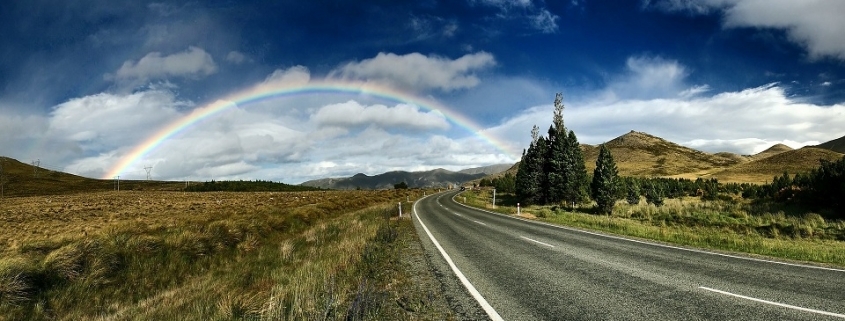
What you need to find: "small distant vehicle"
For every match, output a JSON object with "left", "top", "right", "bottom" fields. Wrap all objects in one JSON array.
[{"left": 460, "top": 186, "right": 466, "bottom": 191}]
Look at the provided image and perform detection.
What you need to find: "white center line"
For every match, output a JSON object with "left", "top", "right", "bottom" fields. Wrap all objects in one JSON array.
[
  {"left": 699, "top": 286, "right": 845, "bottom": 319},
  {"left": 521, "top": 236, "right": 555, "bottom": 248},
  {"left": 473, "top": 220, "right": 486, "bottom": 226}
]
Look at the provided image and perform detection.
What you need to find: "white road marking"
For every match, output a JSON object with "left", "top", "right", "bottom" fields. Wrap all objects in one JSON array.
[
  {"left": 414, "top": 196, "right": 505, "bottom": 321},
  {"left": 699, "top": 286, "right": 845, "bottom": 318},
  {"left": 450, "top": 193, "right": 845, "bottom": 273},
  {"left": 473, "top": 220, "right": 487, "bottom": 226},
  {"left": 453, "top": 212, "right": 462, "bottom": 217},
  {"left": 520, "top": 236, "right": 555, "bottom": 248}
]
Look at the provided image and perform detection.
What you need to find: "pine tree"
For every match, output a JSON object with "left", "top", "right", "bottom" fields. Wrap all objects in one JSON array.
[
  {"left": 531, "top": 136, "right": 548, "bottom": 204},
  {"left": 544, "top": 93, "right": 567, "bottom": 205},
  {"left": 591, "top": 144, "right": 619, "bottom": 214},
  {"left": 546, "top": 125, "right": 565, "bottom": 204},
  {"left": 626, "top": 180, "right": 641, "bottom": 205},
  {"left": 645, "top": 182, "right": 665, "bottom": 207},
  {"left": 516, "top": 125, "right": 547, "bottom": 205},
  {"left": 562, "top": 130, "right": 589, "bottom": 207}
]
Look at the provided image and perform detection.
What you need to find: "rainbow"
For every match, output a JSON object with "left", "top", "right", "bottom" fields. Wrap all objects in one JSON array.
[{"left": 103, "top": 80, "right": 517, "bottom": 179}]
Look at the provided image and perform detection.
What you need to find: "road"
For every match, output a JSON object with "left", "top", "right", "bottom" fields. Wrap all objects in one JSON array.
[{"left": 412, "top": 190, "right": 845, "bottom": 321}]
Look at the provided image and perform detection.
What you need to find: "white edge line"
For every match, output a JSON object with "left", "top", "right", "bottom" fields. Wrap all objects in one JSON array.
[
  {"left": 414, "top": 194, "right": 505, "bottom": 321},
  {"left": 699, "top": 286, "right": 845, "bottom": 318},
  {"left": 450, "top": 193, "right": 845, "bottom": 273},
  {"left": 473, "top": 220, "right": 487, "bottom": 226},
  {"left": 520, "top": 236, "right": 555, "bottom": 248}
]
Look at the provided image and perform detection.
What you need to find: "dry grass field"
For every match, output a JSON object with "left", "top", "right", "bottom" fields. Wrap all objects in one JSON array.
[
  {"left": 709, "top": 147, "right": 844, "bottom": 183},
  {"left": 0, "top": 189, "right": 453, "bottom": 320}
]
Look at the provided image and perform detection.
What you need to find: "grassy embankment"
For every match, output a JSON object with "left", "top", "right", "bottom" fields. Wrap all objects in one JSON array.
[
  {"left": 0, "top": 190, "right": 452, "bottom": 320},
  {"left": 461, "top": 189, "right": 845, "bottom": 267}
]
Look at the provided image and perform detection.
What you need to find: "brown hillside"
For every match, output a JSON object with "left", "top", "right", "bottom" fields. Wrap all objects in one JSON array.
[
  {"left": 0, "top": 156, "right": 184, "bottom": 197},
  {"left": 817, "top": 133, "right": 845, "bottom": 154},
  {"left": 752, "top": 143, "right": 793, "bottom": 160},
  {"left": 710, "top": 147, "right": 844, "bottom": 184},
  {"left": 714, "top": 152, "right": 750, "bottom": 163},
  {"left": 583, "top": 131, "right": 743, "bottom": 176}
]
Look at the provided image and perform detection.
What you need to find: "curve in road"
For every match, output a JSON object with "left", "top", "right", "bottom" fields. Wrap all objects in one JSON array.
[{"left": 412, "top": 190, "right": 845, "bottom": 321}]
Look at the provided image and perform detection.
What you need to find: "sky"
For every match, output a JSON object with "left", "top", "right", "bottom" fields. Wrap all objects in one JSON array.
[{"left": 1, "top": 0, "right": 844, "bottom": 184}]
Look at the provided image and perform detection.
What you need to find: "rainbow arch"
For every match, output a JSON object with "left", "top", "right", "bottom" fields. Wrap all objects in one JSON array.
[{"left": 103, "top": 80, "right": 516, "bottom": 179}]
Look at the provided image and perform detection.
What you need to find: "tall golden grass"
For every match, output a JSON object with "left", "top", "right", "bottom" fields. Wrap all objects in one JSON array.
[{"left": 1, "top": 190, "right": 451, "bottom": 320}]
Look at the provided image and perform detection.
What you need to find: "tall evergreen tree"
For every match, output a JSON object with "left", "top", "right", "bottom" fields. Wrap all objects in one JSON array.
[
  {"left": 545, "top": 93, "right": 567, "bottom": 204},
  {"left": 591, "top": 144, "right": 620, "bottom": 214},
  {"left": 562, "top": 130, "right": 589, "bottom": 206},
  {"left": 516, "top": 125, "right": 547, "bottom": 204},
  {"left": 546, "top": 125, "right": 565, "bottom": 203},
  {"left": 531, "top": 136, "right": 549, "bottom": 204}
]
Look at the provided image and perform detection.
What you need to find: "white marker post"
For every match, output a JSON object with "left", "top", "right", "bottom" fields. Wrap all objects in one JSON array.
[
  {"left": 492, "top": 188, "right": 496, "bottom": 208},
  {"left": 399, "top": 202, "right": 402, "bottom": 218},
  {"left": 517, "top": 203, "right": 520, "bottom": 216}
]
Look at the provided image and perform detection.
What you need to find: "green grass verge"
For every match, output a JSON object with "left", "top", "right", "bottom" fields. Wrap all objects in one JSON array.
[{"left": 460, "top": 189, "right": 845, "bottom": 267}]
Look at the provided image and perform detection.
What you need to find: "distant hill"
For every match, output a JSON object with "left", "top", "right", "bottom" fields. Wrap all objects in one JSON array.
[
  {"left": 752, "top": 143, "right": 793, "bottom": 160},
  {"left": 0, "top": 156, "right": 184, "bottom": 197},
  {"left": 816, "top": 134, "right": 845, "bottom": 154},
  {"left": 473, "top": 131, "right": 843, "bottom": 185},
  {"left": 457, "top": 164, "right": 513, "bottom": 176},
  {"left": 710, "top": 147, "right": 844, "bottom": 183},
  {"left": 713, "top": 152, "right": 750, "bottom": 163},
  {"left": 582, "top": 131, "right": 743, "bottom": 176},
  {"left": 300, "top": 168, "right": 485, "bottom": 190}
]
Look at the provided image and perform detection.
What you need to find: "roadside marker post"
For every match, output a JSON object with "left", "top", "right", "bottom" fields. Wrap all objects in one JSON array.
[
  {"left": 399, "top": 202, "right": 402, "bottom": 218},
  {"left": 517, "top": 203, "right": 520, "bottom": 216}
]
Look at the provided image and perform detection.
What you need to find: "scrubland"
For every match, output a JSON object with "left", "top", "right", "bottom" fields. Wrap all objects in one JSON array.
[{"left": 0, "top": 190, "right": 452, "bottom": 320}]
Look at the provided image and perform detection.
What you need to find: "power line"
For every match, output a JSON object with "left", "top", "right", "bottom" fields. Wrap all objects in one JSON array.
[{"left": 144, "top": 165, "right": 153, "bottom": 181}]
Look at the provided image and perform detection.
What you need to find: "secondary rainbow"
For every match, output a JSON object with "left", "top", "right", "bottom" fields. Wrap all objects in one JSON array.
[{"left": 103, "top": 80, "right": 517, "bottom": 179}]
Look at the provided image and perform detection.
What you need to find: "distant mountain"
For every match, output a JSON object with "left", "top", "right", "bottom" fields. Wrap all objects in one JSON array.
[
  {"left": 711, "top": 147, "right": 844, "bottom": 184},
  {"left": 457, "top": 164, "right": 513, "bottom": 176},
  {"left": 752, "top": 143, "right": 793, "bottom": 160},
  {"left": 582, "top": 131, "right": 743, "bottom": 176},
  {"left": 300, "top": 168, "right": 485, "bottom": 190},
  {"left": 816, "top": 133, "right": 845, "bottom": 154}
]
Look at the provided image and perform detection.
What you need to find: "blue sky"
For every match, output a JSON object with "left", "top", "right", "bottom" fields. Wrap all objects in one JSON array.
[{"left": 1, "top": 0, "right": 843, "bottom": 183}]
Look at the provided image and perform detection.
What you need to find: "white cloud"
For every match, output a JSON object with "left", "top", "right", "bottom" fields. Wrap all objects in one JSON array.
[
  {"left": 531, "top": 9, "right": 560, "bottom": 34},
  {"left": 471, "top": 0, "right": 560, "bottom": 33},
  {"left": 599, "top": 55, "right": 704, "bottom": 101},
  {"left": 473, "top": 0, "right": 533, "bottom": 8},
  {"left": 329, "top": 52, "right": 495, "bottom": 92},
  {"left": 487, "top": 83, "right": 845, "bottom": 156},
  {"left": 261, "top": 65, "right": 311, "bottom": 87},
  {"left": 311, "top": 100, "right": 450, "bottom": 131},
  {"left": 646, "top": 0, "right": 845, "bottom": 60},
  {"left": 109, "top": 46, "right": 218, "bottom": 81},
  {"left": 225, "top": 51, "right": 247, "bottom": 64},
  {"left": 48, "top": 91, "right": 187, "bottom": 151}
]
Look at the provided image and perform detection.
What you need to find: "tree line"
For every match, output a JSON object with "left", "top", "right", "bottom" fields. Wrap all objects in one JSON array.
[
  {"left": 512, "top": 93, "right": 844, "bottom": 217},
  {"left": 185, "top": 180, "right": 321, "bottom": 192},
  {"left": 514, "top": 93, "right": 616, "bottom": 213}
]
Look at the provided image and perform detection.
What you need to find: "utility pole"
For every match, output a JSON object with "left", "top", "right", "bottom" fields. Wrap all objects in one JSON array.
[
  {"left": 144, "top": 165, "right": 152, "bottom": 181},
  {"left": 32, "top": 159, "right": 40, "bottom": 178},
  {"left": 114, "top": 176, "right": 120, "bottom": 191}
]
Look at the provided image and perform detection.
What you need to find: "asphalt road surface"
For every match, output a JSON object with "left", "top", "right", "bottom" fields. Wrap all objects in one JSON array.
[{"left": 412, "top": 190, "right": 845, "bottom": 321}]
